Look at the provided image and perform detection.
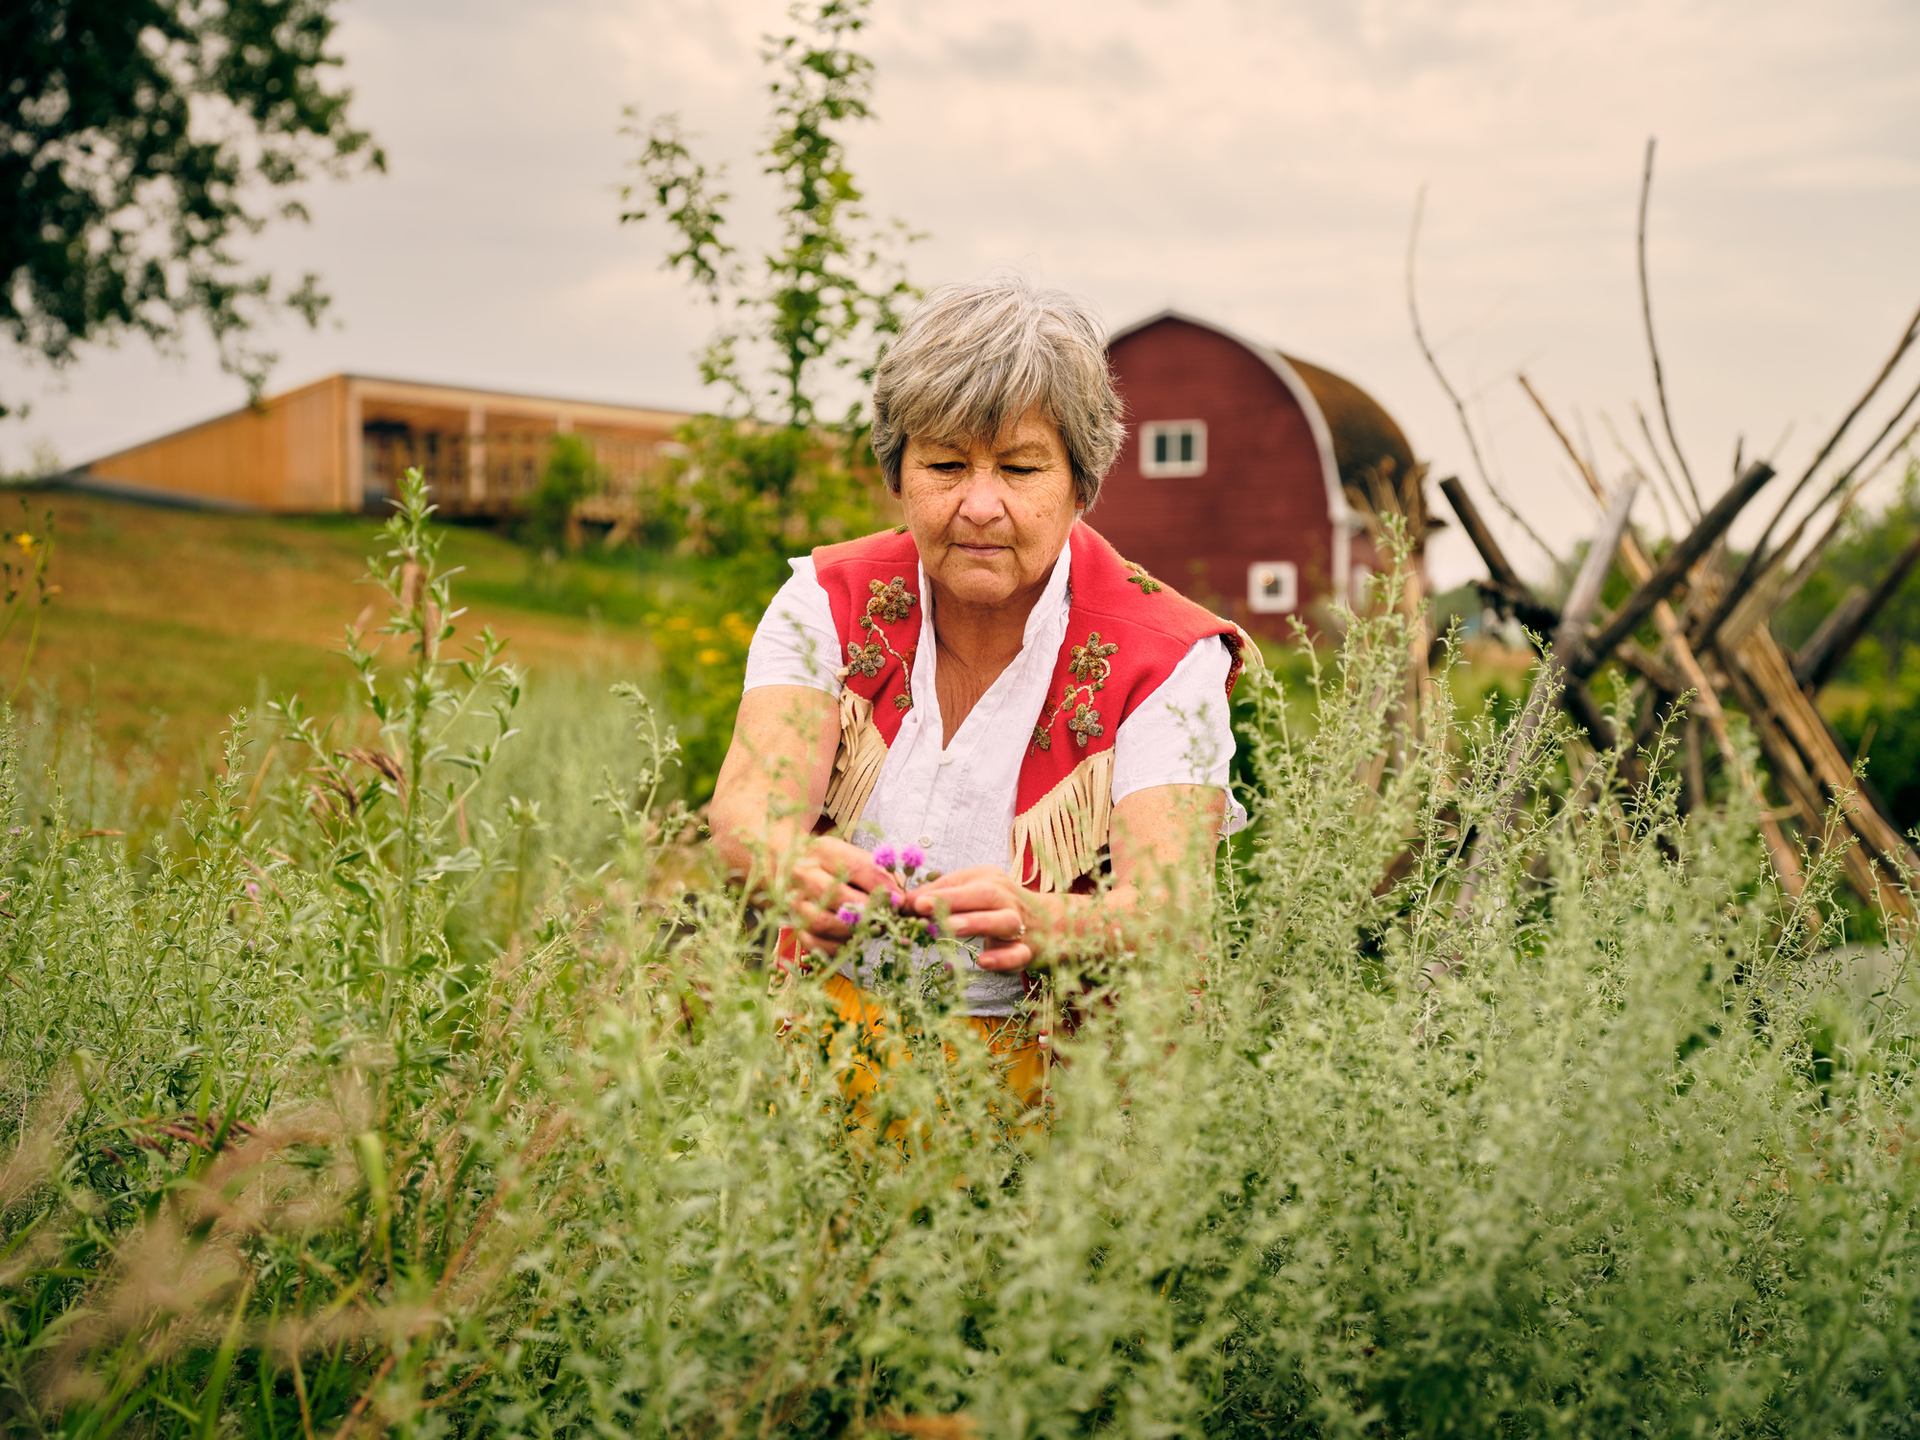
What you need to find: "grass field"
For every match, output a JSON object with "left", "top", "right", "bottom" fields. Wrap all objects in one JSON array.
[
  {"left": 7, "top": 488, "right": 1918, "bottom": 1433},
  {"left": 0, "top": 486, "right": 782, "bottom": 793}
]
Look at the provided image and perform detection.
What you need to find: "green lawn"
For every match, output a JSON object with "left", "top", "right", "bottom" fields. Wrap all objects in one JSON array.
[{"left": 0, "top": 487, "right": 778, "bottom": 792}]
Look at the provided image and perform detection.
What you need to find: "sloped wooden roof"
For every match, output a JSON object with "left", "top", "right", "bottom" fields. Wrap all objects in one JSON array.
[{"left": 1272, "top": 350, "right": 1424, "bottom": 524}]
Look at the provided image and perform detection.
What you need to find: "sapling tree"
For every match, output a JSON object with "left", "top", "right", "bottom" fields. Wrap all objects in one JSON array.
[
  {"left": 619, "top": 0, "right": 918, "bottom": 451},
  {"left": 271, "top": 469, "right": 522, "bottom": 998}
]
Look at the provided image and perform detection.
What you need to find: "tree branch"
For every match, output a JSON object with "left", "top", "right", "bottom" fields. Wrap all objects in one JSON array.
[
  {"left": 1638, "top": 138, "right": 1704, "bottom": 516},
  {"left": 1407, "top": 187, "right": 1560, "bottom": 573}
]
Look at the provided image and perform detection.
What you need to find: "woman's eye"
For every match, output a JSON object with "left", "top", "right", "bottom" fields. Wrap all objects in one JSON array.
[
  {"left": 929, "top": 461, "right": 965, "bottom": 473},
  {"left": 1003, "top": 466, "right": 1038, "bottom": 477}
]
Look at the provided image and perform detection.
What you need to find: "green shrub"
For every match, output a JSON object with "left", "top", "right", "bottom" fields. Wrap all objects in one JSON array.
[
  {"left": 3, "top": 477, "right": 1919, "bottom": 1436},
  {"left": 641, "top": 415, "right": 895, "bottom": 582},
  {"left": 521, "top": 433, "right": 603, "bottom": 553}
]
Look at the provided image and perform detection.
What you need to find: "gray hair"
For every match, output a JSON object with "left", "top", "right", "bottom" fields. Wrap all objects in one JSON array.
[{"left": 870, "top": 275, "right": 1125, "bottom": 508}]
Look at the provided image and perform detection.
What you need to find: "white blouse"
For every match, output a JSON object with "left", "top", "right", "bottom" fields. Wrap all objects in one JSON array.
[{"left": 743, "top": 539, "right": 1246, "bottom": 1015}]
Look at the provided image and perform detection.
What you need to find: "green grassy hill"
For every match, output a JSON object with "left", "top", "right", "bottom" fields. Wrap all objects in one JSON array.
[{"left": 0, "top": 487, "right": 770, "bottom": 793}]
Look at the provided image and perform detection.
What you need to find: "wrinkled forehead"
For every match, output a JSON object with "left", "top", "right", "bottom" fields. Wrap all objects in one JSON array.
[{"left": 912, "top": 403, "right": 1064, "bottom": 457}]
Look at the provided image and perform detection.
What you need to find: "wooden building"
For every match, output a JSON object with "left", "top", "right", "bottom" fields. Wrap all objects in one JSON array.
[
  {"left": 77, "top": 374, "right": 694, "bottom": 518},
  {"left": 1099, "top": 311, "right": 1425, "bottom": 635}
]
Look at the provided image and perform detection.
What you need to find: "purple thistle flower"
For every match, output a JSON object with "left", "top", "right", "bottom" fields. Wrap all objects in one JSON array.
[
  {"left": 923, "top": 919, "right": 940, "bottom": 941},
  {"left": 872, "top": 843, "right": 898, "bottom": 869},
  {"left": 245, "top": 881, "right": 261, "bottom": 899},
  {"left": 835, "top": 905, "right": 860, "bottom": 927},
  {"left": 889, "top": 890, "right": 906, "bottom": 909},
  {"left": 900, "top": 843, "right": 927, "bottom": 873}
]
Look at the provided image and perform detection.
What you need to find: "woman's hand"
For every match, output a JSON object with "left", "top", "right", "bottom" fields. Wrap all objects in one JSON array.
[
  {"left": 907, "top": 865, "right": 1039, "bottom": 972},
  {"left": 789, "top": 836, "right": 894, "bottom": 957}
]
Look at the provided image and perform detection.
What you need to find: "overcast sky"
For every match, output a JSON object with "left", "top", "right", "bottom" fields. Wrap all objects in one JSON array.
[{"left": 4, "top": 0, "right": 1917, "bottom": 586}]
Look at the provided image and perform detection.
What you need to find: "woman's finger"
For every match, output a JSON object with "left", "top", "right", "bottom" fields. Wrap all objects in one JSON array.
[
  {"left": 974, "top": 939, "right": 1035, "bottom": 972},
  {"left": 909, "top": 879, "right": 1012, "bottom": 915},
  {"left": 909, "top": 865, "right": 1002, "bottom": 894},
  {"left": 795, "top": 928, "right": 842, "bottom": 958},
  {"left": 793, "top": 864, "right": 875, "bottom": 915},
  {"left": 937, "top": 907, "right": 1025, "bottom": 941},
  {"left": 793, "top": 897, "right": 852, "bottom": 942},
  {"left": 809, "top": 837, "right": 892, "bottom": 893}
]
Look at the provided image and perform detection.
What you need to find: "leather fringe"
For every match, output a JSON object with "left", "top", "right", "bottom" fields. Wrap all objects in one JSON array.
[
  {"left": 1011, "top": 748, "right": 1115, "bottom": 892},
  {"left": 824, "top": 689, "right": 889, "bottom": 831}
]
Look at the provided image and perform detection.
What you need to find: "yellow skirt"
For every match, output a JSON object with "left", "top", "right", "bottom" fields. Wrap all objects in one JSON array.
[{"left": 817, "top": 970, "right": 1052, "bottom": 1129}]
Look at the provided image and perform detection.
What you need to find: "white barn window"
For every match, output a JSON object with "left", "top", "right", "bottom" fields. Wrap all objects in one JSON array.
[
  {"left": 1140, "top": 420, "right": 1207, "bottom": 477},
  {"left": 1248, "top": 561, "right": 1298, "bottom": 614}
]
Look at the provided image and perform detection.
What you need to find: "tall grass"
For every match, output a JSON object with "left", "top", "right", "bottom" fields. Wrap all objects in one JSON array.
[{"left": 3, "top": 475, "right": 1918, "bottom": 1436}]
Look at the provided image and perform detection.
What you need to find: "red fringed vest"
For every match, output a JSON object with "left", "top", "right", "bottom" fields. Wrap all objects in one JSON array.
[{"left": 811, "top": 522, "right": 1248, "bottom": 892}]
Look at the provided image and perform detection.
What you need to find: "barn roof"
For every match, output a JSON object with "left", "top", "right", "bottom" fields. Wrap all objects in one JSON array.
[{"left": 1273, "top": 351, "right": 1420, "bottom": 508}]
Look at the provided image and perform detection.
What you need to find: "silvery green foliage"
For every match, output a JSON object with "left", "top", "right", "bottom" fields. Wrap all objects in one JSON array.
[{"left": 2, "top": 513, "right": 1919, "bottom": 1437}]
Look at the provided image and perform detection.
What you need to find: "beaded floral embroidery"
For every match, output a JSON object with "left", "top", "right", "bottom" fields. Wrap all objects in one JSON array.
[
  {"left": 867, "top": 576, "right": 914, "bottom": 623},
  {"left": 1067, "top": 702, "right": 1104, "bottom": 747},
  {"left": 1124, "top": 561, "right": 1164, "bottom": 595},
  {"left": 1031, "top": 628, "right": 1117, "bottom": 752},
  {"left": 845, "top": 638, "right": 886, "bottom": 678},
  {"left": 841, "top": 574, "right": 916, "bottom": 709}
]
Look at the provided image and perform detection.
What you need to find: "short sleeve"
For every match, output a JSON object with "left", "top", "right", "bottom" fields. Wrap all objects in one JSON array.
[
  {"left": 743, "top": 557, "right": 842, "bottom": 695},
  {"left": 1111, "top": 635, "right": 1248, "bottom": 836}
]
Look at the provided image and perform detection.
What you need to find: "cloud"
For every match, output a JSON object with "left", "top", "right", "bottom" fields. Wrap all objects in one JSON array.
[{"left": 5, "top": 0, "right": 1918, "bottom": 586}]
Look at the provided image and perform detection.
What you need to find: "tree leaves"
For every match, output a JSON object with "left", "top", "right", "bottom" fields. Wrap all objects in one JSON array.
[{"left": 0, "top": 0, "right": 384, "bottom": 415}]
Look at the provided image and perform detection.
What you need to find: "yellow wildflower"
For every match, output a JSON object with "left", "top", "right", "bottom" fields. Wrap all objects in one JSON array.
[
  {"left": 697, "top": 647, "right": 725, "bottom": 665},
  {"left": 664, "top": 615, "right": 694, "bottom": 631},
  {"left": 12, "top": 532, "right": 34, "bottom": 552}
]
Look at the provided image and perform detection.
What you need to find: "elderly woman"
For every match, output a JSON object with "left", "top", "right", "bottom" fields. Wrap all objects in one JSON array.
[{"left": 709, "top": 276, "right": 1248, "bottom": 1091}]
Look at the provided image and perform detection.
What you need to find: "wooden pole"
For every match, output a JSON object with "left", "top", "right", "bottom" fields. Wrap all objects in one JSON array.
[
  {"left": 1454, "top": 480, "right": 1640, "bottom": 921},
  {"left": 1573, "top": 459, "right": 1775, "bottom": 675},
  {"left": 1438, "top": 475, "right": 1529, "bottom": 594},
  {"left": 1515, "top": 375, "right": 1806, "bottom": 893},
  {"left": 1792, "top": 586, "right": 1869, "bottom": 693},
  {"left": 1795, "top": 532, "right": 1920, "bottom": 694}
]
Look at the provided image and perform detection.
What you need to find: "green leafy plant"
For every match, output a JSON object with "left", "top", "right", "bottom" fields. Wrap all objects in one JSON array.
[
  {"left": 4, "top": 514, "right": 1920, "bottom": 1436},
  {"left": 1, "top": 0, "right": 385, "bottom": 416},
  {"left": 0, "top": 503, "right": 54, "bottom": 703},
  {"left": 520, "top": 432, "right": 605, "bottom": 556},
  {"left": 619, "top": 0, "right": 917, "bottom": 436}
]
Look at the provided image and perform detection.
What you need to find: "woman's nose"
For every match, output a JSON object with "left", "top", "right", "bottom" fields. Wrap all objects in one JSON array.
[{"left": 956, "top": 469, "right": 1007, "bottom": 523}]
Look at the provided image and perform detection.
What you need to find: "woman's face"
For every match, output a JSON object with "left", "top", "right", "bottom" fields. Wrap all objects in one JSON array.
[{"left": 899, "top": 404, "right": 1080, "bottom": 614}]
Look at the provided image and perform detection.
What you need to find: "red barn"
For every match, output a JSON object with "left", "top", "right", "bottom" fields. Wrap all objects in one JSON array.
[{"left": 1100, "top": 311, "right": 1425, "bottom": 636}]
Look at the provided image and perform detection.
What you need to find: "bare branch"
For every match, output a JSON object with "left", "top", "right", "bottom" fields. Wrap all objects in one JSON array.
[
  {"left": 1730, "top": 299, "right": 1920, "bottom": 598},
  {"left": 1638, "top": 138, "right": 1705, "bottom": 515},
  {"left": 1511, "top": 372, "right": 1803, "bottom": 893},
  {"left": 1775, "top": 370, "right": 1920, "bottom": 571},
  {"left": 1703, "top": 352, "right": 1920, "bottom": 643},
  {"left": 1795, "top": 535, "right": 1920, "bottom": 694},
  {"left": 1407, "top": 186, "right": 1561, "bottom": 572},
  {"left": 1601, "top": 409, "right": 1683, "bottom": 533},
  {"left": 1633, "top": 404, "right": 1693, "bottom": 522},
  {"left": 1576, "top": 460, "right": 1774, "bottom": 675},
  {"left": 1780, "top": 411, "right": 1920, "bottom": 603}
]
